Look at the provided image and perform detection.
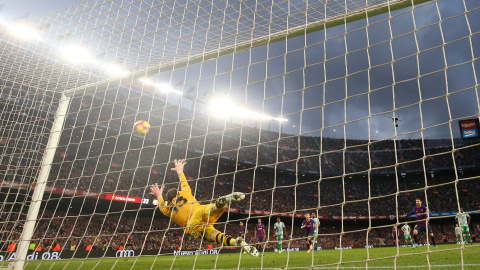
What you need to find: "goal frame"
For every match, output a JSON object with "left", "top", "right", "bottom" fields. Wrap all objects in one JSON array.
[{"left": 13, "top": 94, "right": 71, "bottom": 270}]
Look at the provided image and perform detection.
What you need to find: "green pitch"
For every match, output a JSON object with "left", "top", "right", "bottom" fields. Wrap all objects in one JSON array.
[{"left": 6, "top": 244, "right": 480, "bottom": 269}]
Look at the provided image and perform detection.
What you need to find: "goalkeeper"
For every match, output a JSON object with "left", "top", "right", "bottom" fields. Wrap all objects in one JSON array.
[{"left": 150, "top": 159, "right": 258, "bottom": 256}]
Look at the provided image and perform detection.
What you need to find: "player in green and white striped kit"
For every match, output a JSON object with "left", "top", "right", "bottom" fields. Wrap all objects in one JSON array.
[
  {"left": 455, "top": 224, "right": 462, "bottom": 244},
  {"left": 401, "top": 223, "right": 414, "bottom": 247},
  {"left": 274, "top": 217, "right": 287, "bottom": 253},
  {"left": 456, "top": 208, "right": 472, "bottom": 244}
]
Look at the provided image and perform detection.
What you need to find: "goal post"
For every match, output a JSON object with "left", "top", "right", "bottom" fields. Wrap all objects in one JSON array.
[{"left": 13, "top": 94, "right": 71, "bottom": 270}]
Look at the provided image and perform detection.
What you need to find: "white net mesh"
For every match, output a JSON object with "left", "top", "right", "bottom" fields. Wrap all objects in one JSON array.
[{"left": 1, "top": 0, "right": 480, "bottom": 269}]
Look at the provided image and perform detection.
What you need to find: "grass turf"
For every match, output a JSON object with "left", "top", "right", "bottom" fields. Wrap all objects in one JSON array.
[{"left": 3, "top": 244, "right": 479, "bottom": 269}]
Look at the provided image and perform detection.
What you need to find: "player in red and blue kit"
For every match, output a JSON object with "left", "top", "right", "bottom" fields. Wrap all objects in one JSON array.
[
  {"left": 238, "top": 221, "right": 247, "bottom": 242},
  {"left": 238, "top": 221, "right": 248, "bottom": 254},
  {"left": 392, "top": 225, "right": 399, "bottom": 246},
  {"left": 407, "top": 198, "right": 438, "bottom": 249},
  {"left": 301, "top": 213, "right": 317, "bottom": 253},
  {"left": 255, "top": 219, "right": 265, "bottom": 251}
]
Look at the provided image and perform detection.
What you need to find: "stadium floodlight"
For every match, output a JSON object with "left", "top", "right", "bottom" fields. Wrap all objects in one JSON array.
[
  {"left": 139, "top": 78, "right": 182, "bottom": 95},
  {"left": 210, "top": 97, "right": 235, "bottom": 117},
  {"left": 103, "top": 63, "right": 129, "bottom": 76},
  {"left": 139, "top": 77, "right": 153, "bottom": 84},
  {"left": 156, "top": 82, "right": 174, "bottom": 93},
  {"left": 3, "top": 22, "right": 42, "bottom": 41},
  {"left": 209, "top": 97, "right": 287, "bottom": 122},
  {"left": 60, "top": 45, "right": 91, "bottom": 64}
]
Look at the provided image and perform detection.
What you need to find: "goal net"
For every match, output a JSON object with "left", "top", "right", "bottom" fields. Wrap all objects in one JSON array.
[{"left": 1, "top": 0, "right": 480, "bottom": 269}]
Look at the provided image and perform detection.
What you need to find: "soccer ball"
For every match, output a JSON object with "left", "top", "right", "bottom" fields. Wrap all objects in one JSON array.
[{"left": 133, "top": 120, "right": 150, "bottom": 135}]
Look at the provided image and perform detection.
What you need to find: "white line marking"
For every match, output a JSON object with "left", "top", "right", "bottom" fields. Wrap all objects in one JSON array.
[
  {"left": 181, "top": 264, "right": 480, "bottom": 270},
  {"left": 314, "top": 264, "right": 480, "bottom": 269}
]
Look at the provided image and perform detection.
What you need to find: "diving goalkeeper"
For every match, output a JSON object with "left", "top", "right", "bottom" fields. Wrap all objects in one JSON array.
[{"left": 150, "top": 159, "right": 258, "bottom": 256}]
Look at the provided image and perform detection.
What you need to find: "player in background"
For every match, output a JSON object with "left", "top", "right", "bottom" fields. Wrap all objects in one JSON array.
[
  {"left": 455, "top": 224, "right": 462, "bottom": 244},
  {"left": 273, "top": 217, "right": 287, "bottom": 253},
  {"left": 455, "top": 208, "right": 472, "bottom": 244},
  {"left": 150, "top": 159, "right": 258, "bottom": 256},
  {"left": 301, "top": 213, "right": 317, "bottom": 253},
  {"left": 392, "top": 225, "right": 399, "bottom": 246},
  {"left": 407, "top": 198, "right": 438, "bottom": 249},
  {"left": 311, "top": 213, "right": 319, "bottom": 251},
  {"left": 476, "top": 224, "right": 480, "bottom": 241},
  {"left": 401, "top": 222, "right": 413, "bottom": 247},
  {"left": 255, "top": 219, "right": 266, "bottom": 251},
  {"left": 238, "top": 221, "right": 248, "bottom": 254},
  {"left": 238, "top": 222, "right": 247, "bottom": 242}
]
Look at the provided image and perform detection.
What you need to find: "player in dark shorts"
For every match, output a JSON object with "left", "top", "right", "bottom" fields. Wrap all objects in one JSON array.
[
  {"left": 407, "top": 198, "right": 438, "bottom": 249},
  {"left": 255, "top": 219, "right": 265, "bottom": 251},
  {"left": 238, "top": 221, "right": 248, "bottom": 254},
  {"left": 301, "top": 213, "right": 317, "bottom": 253},
  {"left": 392, "top": 225, "right": 399, "bottom": 245},
  {"left": 238, "top": 221, "right": 248, "bottom": 242}
]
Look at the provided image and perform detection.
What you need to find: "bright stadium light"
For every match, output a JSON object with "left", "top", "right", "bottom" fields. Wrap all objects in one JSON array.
[
  {"left": 3, "top": 23, "right": 42, "bottom": 41},
  {"left": 103, "top": 63, "right": 129, "bottom": 76},
  {"left": 138, "top": 78, "right": 182, "bottom": 95},
  {"left": 156, "top": 82, "right": 183, "bottom": 95},
  {"left": 139, "top": 77, "right": 153, "bottom": 84},
  {"left": 156, "top": 82, "right": 174, "bottom": 93},
  {"left": 209, "top": 97, "right": 287, "bottom": 122},
  {"left": 210, "top": 97, "right": 235, "bottom": 117},
  {"left": 60, "top": 45, "right": 91, "bottom": 64}
]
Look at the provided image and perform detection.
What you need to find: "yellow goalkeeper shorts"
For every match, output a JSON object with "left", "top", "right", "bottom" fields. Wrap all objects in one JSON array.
[{"left": 186, "top": 203, "right": 223, "bottom": 240}]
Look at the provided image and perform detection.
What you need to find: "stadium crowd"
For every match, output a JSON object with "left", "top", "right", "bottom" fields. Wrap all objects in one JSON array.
[
  {"left": 30, "top": 152, "right": 480, "bottom": 218},
  {"left": 2, "top": 127, "right": 480, "bottom": 219}
]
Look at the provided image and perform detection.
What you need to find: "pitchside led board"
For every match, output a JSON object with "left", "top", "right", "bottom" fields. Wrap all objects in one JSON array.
[{"left": 459, "top": 118, "right": 480, "bottom": 140}]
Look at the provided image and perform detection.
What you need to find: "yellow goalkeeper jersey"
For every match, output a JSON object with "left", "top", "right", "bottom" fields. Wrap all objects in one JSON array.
[{"left": 158, "top": 173, "right": 200, "bottom": 227}]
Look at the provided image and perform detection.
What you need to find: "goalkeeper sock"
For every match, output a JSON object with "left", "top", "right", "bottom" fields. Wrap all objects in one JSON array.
[
  {"left": 413, "top": 234, "right": 418, "bottom": 244},
  {"left": 214, "top": 232, "right": 235, "bottom": 246}
]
